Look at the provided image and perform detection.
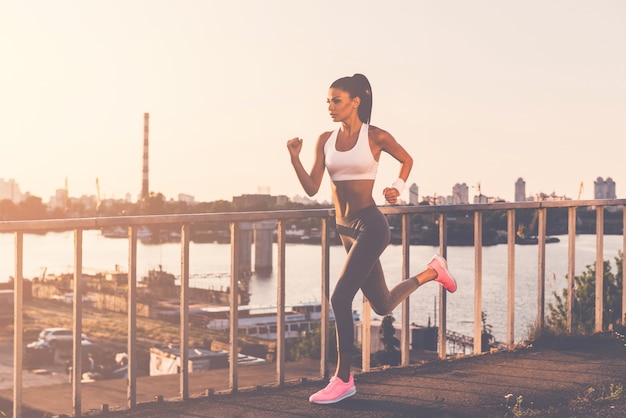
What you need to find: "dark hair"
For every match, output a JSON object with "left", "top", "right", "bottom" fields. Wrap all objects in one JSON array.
[{"left": 330, "top": 73, "right": 373, "bottom": 124}]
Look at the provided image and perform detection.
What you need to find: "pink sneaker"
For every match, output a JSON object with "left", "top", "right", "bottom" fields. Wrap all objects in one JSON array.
[
  {"left": 427, "top": 255, "right": 457, "bottom": 293},
  {"left": 309, "top": 374, "right": 356, "bottom": 404}
]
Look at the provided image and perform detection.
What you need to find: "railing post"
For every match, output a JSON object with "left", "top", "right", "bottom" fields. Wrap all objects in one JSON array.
[
  {"left": 229, "top": 221, "right": 240, "bottom": 392},
  {"left": 13, "top": 231, "right": 23, "bottom": 418},
  {"left": 276, "top": 220, "right": 286, "bottom": 386},
  {"left": 127, "top": 226, "right": 137, "bottom": 408},
  {"left": 320, "top": 217, "right": 331, "bottom": 379},
  {"left": 361, "top": 298, "right": 371, "bottom": 372},
  {"left": 437, "top": 213, "right": 448, "bottom": 359},
  {"left": 180, "top": 224, "right": 190, "bottom": 399},
  {"left": 73, "top": 229, "right": 83, "bottom": 417},
  {"left": 595, "top": 206, "right": 604, "bottom": 332},
  {"left": 536, "top": 208, "right": 546, "bottom": 333},
  {"left": 473, "top": 211, "right": 483, "bottom": 354},
  {"left": 401, "top": 213, "right": 410, "bottom": 366},
  {"left": 622, "top": 207, "right": 626, "bottom": 326},
  {"left": 567, "top": 207, "right": 576, "bottom": 334},
  {"left": 360, "top": 213, "right": 372, "bottom": 373},
  {"left": 506, "top": 209, "right": 515, "bottom": 347}
]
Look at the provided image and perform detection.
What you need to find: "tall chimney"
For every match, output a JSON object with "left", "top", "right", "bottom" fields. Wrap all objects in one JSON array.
[{"left": 142, "top": 112, "right": 149, "bottom": 201}]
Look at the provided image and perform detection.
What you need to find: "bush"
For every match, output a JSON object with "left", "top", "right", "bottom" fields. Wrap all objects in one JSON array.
[{"left": 547, "top": 251, "right": 623, "bottom": 334}]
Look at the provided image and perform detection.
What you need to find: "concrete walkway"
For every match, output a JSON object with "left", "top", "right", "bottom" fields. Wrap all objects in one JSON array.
[{"left": 2, "top": 334, "right": 625, "bottom": 417}]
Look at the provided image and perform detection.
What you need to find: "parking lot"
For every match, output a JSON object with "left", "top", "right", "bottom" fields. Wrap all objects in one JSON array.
[{"left": 0, "top": 336, "right": 69, "bottom": 390}]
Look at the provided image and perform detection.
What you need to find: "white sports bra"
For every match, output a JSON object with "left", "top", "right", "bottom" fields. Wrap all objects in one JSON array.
[{"left": 324, "top": 123, "right": 378, "bottom": 181}]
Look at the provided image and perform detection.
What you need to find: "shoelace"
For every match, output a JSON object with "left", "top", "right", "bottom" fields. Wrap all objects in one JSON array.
[{"left": 321, "top": 377, "right": 342, "bottom": 393}]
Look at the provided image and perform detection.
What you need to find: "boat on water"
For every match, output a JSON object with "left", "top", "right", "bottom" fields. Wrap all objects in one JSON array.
[
  {"left": 515, "top": 235, "right": 560, "bottom": 245},
  {"left": 101, "top": 226, "right": 180, "bottom": 244},
  {"left": 201, "top": 303, "right": 360, "bottom": 340},
  {"left": 100, "top": 226, "right": 128, "bottom": 238},
  {"left": 515, "top": 223, "right": 560, "bottom": 245}
]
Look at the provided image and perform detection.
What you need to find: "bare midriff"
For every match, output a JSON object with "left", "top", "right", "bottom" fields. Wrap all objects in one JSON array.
[{"left": 331, "top": 179, "right": 376, "bottom": 218}]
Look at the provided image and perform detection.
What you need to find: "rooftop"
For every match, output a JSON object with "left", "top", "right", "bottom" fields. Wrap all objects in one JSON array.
[{"left": 2, "top": 334, "right": 624, "bottom": 418}]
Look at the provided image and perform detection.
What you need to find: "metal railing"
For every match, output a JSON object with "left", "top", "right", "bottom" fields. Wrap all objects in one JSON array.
[{"left": 3, "top": 199, "right": 625, "bottom": 417}]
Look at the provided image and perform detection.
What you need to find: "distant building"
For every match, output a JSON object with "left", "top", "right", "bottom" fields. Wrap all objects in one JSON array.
[
  {"left": 433, "top": 196, "right": 446, "bottom": 205},
  {"left": 535, "top": 192, "right": 569, "bottom": 202},
  {"left": 409, "top": 183, "right": 419, "bottom": 205},
  {"left": 233, "top": 193, "right": 288, "bottom": 208},
  {"left": 0, "top": 178, "right": 23, "bottom": 203},
  {"left": 473, "top": 194, "right": 489, "bottom": 204},
  {"left": 233, "top": 194, "right": 273, "bottom": 208},
  {"left": 49, "top": 188, "right": 69, "bottom": 209},
  {"left": 515, "top": 178, "right": 526, "bottom": 202},
  {"left": 275, "top": 195, "right": 289, "bottom": 205},
  {"left": 594, "top": 177, "right": 616, "bottom": 199},
  {"left": 71, "top": 195, "right": 98, "bottom": 212},
  {"left": 178, "top": 193, "right": 195, "bottom": 204},
  {"left": 291, "top": 195, "right": 318, "bottom": 205},
  {"left": 452, "top": 183, "right": 469, "bottom": 204}
]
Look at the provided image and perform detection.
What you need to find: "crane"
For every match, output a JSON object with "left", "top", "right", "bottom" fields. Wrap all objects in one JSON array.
[{"left": 577, "top": 181, "right": 584, "bottom": 200}]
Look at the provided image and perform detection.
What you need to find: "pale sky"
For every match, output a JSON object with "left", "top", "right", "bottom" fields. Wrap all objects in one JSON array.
[{"left": 1, "top": 1, "right": 624, "bottom": 205}]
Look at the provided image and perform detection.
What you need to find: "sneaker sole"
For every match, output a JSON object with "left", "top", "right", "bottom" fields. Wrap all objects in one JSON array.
[{"left": 310, "top": 386, "right": 356, "bottom": 404}]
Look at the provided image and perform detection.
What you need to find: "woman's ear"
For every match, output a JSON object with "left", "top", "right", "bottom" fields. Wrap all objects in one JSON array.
[{"left": 352, "top": 96, "right": 361, "bottom": 109}]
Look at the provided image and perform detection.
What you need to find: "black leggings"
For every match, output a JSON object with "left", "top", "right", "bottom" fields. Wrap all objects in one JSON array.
[{"left": 332, "top": 205, "right": 419, "bottom": 352}]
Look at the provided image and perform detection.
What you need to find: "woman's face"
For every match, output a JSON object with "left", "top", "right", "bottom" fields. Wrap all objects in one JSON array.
[{"left": 327, "top": 88, "right": 358, "bottom": 122}]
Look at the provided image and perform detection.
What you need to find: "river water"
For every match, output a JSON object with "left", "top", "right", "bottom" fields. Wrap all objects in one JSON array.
[{"left": 0, "top": 230, "right": 622, "bottom": 343}]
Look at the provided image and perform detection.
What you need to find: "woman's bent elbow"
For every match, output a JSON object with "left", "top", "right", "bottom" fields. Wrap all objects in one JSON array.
[
  {"left": 303, "top": 184, "right": 320, "bottom": 197},
  {"left": 305, "top": 189, "right": 318, "bottom": 197}
]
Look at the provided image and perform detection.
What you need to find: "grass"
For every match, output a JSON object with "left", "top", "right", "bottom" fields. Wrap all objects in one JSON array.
[{"left": 503, "top": 383, "right": 625, "bottom": 417}]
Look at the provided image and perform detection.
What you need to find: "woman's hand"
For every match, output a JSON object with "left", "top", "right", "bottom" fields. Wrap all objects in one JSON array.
[
  {"left": 286, "top": 137, "right": 303, "bottom": 158},
  {"left": 287, "top": 132, "right": 327, "bottom": 197},
  {"left": 383, "top": 187, "right": 400, "bottom": 204}
]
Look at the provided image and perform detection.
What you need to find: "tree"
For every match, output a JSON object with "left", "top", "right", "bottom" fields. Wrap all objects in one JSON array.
[
  {"left": 481, "top": 311, "right": 495, "bottom": 352},
  {"left": 17, "top": 196, "right": 47, "bottom": 220},
  {"left": 373, "top": 315, "right": 401, "bottom": 366},
  {"left": 547, "top": 251, "right": 623, "bottom": 334},
  {"left": 0, "top": 199, "right": 18, "bottom": 220},
  {"left": 289, "top": 323, "right": 338, "bottom": 362}
]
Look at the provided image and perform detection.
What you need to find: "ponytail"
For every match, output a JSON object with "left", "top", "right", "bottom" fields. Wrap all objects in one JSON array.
[{"left": 330, "top": 73, "right": 373, "bottom": 124}]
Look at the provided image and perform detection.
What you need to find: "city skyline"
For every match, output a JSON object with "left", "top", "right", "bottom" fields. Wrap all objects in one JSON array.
[
  {"left": 0, "top": 174, "right": 618, "bottom": 209},
  {"left": 1, "top": 2, "right": 624, "bottom": 206}
]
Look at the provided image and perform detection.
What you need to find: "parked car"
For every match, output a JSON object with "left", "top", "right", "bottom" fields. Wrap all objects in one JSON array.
[
  {"left": 24, "top": 339, "right": 54, "bottom": 367},
  {"left": 38, "top": 327, "right": 90, "bottom": 346}
]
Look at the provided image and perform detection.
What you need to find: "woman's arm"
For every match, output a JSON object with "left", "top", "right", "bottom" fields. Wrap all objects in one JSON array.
[
  {"left": 371, "top": 127, "right": 414, "bottom": 204},
  {"left": 286, "top": 132, "right": 329, "bottom": 197}
]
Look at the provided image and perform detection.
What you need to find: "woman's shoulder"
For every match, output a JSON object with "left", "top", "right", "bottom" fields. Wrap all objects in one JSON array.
[
  {"left": 367, "top": 125, "right": 393, "bottom": 141},
  {"left": 317, "top": 130, "right": 334, "bottom": 142},
  {"left": 314, "top": 130, "right": 334, "bottom": 150}
]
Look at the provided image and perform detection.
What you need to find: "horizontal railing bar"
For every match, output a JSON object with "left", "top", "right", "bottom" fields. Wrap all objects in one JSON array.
[
  {"left": 0, "top": 199, "right": 624, "bottom": 233},
  {"left": 0, "top": 209, "right": 335, "bottom": 232},
  {"left": 379, "top": 199, "right": 626, "bottom": 213}
]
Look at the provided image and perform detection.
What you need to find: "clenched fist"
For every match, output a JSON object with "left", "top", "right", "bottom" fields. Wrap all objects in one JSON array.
[{"left": 286, "top": 137, "right": 303, "bottom": 158}]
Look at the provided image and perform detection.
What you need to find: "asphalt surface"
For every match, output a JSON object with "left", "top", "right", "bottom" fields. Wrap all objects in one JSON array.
[{"left": 2, "top": 333, "right": 625, "bottom": 418}]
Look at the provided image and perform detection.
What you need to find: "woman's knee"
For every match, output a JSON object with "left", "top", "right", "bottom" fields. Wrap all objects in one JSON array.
[
  {"left": 370, "top": 302, "right": 392, "bottom": 317},
  {"left": 330, "top": 291, "right": 351, "bottom": 312}
]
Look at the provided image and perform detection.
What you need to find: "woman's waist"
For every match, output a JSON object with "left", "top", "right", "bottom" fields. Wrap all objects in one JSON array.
[
  {"left": 335, "top": 204, "right": 380, "bottom": 223},
  {"left": 331, "top": 182, "right": 375, "bottom": 218}
]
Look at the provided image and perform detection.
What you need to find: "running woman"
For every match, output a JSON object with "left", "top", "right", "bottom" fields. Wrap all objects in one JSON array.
[{"left": 286, "top": 73, "right": 457, "bottom": 404}]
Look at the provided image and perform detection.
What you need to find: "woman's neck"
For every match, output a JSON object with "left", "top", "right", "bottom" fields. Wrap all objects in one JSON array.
[{"left": 339, "top": 119, "right": 363, "bottom": 137}]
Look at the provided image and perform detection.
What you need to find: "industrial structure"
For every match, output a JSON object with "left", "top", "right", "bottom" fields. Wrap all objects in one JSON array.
[{"left": 141, "top": 112, "right": 150, "bottom": 201}]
